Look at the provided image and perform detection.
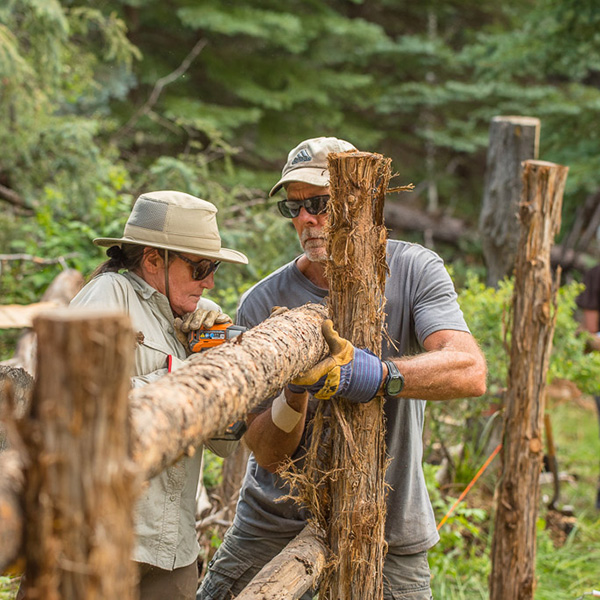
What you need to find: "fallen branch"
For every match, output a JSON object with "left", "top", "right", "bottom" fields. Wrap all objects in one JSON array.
[
  {"left": 0, "top": 184, "right": 31, "bottom": 213},
  {"left": 0, "top": 253, "right": 78, "bottom": 266}
]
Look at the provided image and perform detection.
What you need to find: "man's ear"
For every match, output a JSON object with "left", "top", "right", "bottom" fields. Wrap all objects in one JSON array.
[{"left": 142, "top": 247, "right": 163, "bottom": 273}]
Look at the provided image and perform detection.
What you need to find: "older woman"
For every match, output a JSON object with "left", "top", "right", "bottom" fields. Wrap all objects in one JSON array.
[{"left": 71, "top": 190, "right": 248, "bottom": 599}]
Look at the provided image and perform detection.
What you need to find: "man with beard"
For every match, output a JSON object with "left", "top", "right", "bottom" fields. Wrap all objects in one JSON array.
[{"left": 197, "top": 137, "right": 487, "bottom": 600}]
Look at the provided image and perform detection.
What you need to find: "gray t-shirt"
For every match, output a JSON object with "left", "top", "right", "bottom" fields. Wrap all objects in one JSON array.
[{"left": 234, "top": 239, "right": 469, "bottom": 555}]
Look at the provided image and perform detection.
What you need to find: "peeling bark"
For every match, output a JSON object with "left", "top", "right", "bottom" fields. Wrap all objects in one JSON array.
[
  {"left": 20, "top": 310, "right": 139, "bottom": 600},
  {"left": 490, "top": 160, "right": 568, "bottom": 600},
  {"left": 298, "top": 151, "right": 390, "bottom": 600}
]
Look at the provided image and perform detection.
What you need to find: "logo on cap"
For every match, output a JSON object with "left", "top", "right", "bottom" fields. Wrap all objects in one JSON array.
[{"left": 291, "top": 149, "right": 312, "bottom": 166}]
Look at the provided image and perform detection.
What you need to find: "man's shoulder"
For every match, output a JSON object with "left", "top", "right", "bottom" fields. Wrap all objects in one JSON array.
[
  {"left": 237, "top": 260, "right": 298, "bottom": 326},
  {"left": 386, "top": 239, "right": 444, "bottom": 269},
  {"left": 238, "top": 261, "right": 296, "bottom": 305}
]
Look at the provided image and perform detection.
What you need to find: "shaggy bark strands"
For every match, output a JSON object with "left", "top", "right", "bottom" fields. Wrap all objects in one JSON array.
[
  {"left": 490, "top": 160, "right": 568, "bottom": 600},
  {"left": 130, "top": 303, "right": 328, "bottom": 479},
  {"left": 306, "top": 151, "right": 391, "bottom": 600},
  {"left": 21, "top": 309, "right": 139, "bottom": 600}
]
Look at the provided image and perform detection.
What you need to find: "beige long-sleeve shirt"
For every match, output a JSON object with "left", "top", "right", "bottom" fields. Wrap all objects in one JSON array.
[{"left": 71, "top": 270, "right": 236, "bottom": 569}]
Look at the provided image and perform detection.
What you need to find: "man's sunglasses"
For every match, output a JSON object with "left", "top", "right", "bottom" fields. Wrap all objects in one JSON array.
[
  {"left": 277, "top": 195, "right": 330, "bottom": 219},
  {"left": 173, "top": 252, "right": 221, "bottom": 281}
]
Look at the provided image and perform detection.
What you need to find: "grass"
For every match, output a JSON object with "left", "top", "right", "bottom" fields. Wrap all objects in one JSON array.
[
  {"left": 430, "top": 395, "right": 600, "bottom": 599},
  {"left": 2, "top": 398, "right": 599, "bottom": 598}
]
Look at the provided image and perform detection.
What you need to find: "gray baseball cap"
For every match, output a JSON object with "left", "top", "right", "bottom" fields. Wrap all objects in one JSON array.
[
  {"left": 94, "top": 190, "right": 248, "bottom": 264},
  {"left": 269, "top": 136, "right": 357, "bottom": 197}
]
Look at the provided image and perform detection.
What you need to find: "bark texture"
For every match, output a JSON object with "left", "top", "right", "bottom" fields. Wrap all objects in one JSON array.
[
  {"left": 479, "top": 116, "right": 541, "bottom": 287},
  {"left": 305, "top": 151, "right": 390, "bottom": 600},
  {"left": 235, "top": 524, "right": 328, "bottom": 600},
  {"left": 131, "top": 303, "right": 328, "bottom": 479},
  {"left": 20, "top": 309, "right": 138, "bottom": 600},
  {"left": 489, "top": 160, "right": 568, "bottom": 600}
]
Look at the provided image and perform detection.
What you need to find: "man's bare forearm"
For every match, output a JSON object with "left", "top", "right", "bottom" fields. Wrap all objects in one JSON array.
[{"left": 244, "top": 389, "right": 309, "bottom": 472}]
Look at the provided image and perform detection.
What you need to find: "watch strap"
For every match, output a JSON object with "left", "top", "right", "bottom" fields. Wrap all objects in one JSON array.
[{"left": 383, "top": 360, "right": 405, "bottom": 398}]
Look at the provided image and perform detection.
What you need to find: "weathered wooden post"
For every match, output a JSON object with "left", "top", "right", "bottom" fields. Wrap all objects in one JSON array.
[
  {"left": 479, "top": 116, "right": 541, "bottom": 287},
  {"left": 303, "top": 151, "right": 391, "bottom": 600},
  {"left": 489, "top": 160, "right": 568, "bottom": 600},
  {"left": 21, "top": 309, "right": 139, "bottom": 600}
]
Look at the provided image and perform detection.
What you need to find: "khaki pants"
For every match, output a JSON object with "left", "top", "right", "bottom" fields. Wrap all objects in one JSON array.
[{"left": 139, "top": 561, "right": 198, "bottom": 600}]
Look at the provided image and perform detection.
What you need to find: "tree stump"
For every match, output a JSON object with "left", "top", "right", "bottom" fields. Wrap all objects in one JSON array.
[
  {"left": 489, "top": 160, "right": 568, "bottom": 600},
  {"left": 479, "top": 116, "right": 540, "bottom": 287},
  {"left": 304, "top": 151, "right": 391, "bottom": 600},
  {"left": 21, "top": 309, "right": 139, "bottom": 600}
]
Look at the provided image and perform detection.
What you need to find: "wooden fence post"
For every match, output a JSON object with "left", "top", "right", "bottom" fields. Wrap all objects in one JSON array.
[
  {"left": 21, "top": 309, "right": 139, "bottom": 600},
  {"left": 479, "top": 116, "right": 541, "bottom": 287},
  {"left": 302, "top": 151, "right": 391, "bottom": 600},
  {"left": 489, "top": 160, "right": 568, "bottom": 600}
]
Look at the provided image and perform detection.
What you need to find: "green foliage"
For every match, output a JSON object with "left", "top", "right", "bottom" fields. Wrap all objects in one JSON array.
[
  {"left": 427, "top": 399, "right": 600, "bottom": 599},
  {"left": 202, "top": 450, "right": 224, "bottom": 490}
]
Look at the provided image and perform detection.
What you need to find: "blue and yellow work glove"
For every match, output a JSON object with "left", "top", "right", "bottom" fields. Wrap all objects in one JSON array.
[{"left": 288, "top": 320, "right": 383, "bottom": 403}]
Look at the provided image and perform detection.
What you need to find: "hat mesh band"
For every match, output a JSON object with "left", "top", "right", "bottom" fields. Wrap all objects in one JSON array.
[{"left": 128, "top": 197, "right": 168, "bottom": 232}]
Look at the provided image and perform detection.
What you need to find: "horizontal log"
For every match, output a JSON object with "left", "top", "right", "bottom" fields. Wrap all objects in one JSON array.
[
  {"left": 131, "top": 303, "right": 328, "bottom": 479},
  {"left": 235, "top": 524, "right": 327, "bottom": 600}
]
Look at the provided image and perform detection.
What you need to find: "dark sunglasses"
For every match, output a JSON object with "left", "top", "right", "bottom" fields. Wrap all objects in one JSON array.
[
  {"left": 173, "top": 252, "right": 221, "bottom": 281},
  {"left": 277, "top": 195, "right": 330, "bottom": 219}
]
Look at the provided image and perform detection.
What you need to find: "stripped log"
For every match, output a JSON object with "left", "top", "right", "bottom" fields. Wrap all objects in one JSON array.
[
  {"left": 131, "top": 303, "right": 328, "bottom": 479},
  {"left": 236, "top": 524, "right": 328, "bottom": 600},
  {"left": 21, "top": 309, "right": 138, "bottom": 599},
  {"left": 490, "top": 160, "right": 568, "bottom": 600}
]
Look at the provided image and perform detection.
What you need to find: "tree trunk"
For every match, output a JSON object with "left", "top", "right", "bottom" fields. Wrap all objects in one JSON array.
[
  {"left": 479, "top": 116, "right": 541, "bottom": 287},
  {"left": 0, "top": 450, "right": 25, "bottom": 572},
  {"left": 303, "top": 151, "right": 390, "bottom": 600},
  {"left": 235, "top": 524, "right": 328, "bottom": 600},
  {"left": 489, "top": 160, "right": 568, "bottom": 600},
  {"left": 20, "top": 309, "right": 139, "bottom": 600}
]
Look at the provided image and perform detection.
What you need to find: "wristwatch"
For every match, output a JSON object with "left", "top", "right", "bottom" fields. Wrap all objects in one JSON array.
[{"left": 383, "top": 360, "right": 405, "bottom": 399}]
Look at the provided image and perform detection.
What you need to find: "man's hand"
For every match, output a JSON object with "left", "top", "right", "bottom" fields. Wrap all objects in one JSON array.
[{"left": 289, "top": 320, "right": 383, "bottom": 403}]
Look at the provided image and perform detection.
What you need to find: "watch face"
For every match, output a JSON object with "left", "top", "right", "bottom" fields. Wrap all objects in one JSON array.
[{"left": 387, "top": 378, "right": 403, "bottom": 396}]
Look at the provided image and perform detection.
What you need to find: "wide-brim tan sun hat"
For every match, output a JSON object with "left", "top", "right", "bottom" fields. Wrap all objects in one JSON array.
[
  {"left": 94, "top": 190, "right": 248, "bottom": 265},
  {"left": 269, "top": 136, "right": 357, "bottom": 197}
]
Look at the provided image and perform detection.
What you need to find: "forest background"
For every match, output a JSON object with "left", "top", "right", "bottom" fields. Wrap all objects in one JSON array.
[{"left": 1, "top": 0, "right": 600, "bottom": 598}]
